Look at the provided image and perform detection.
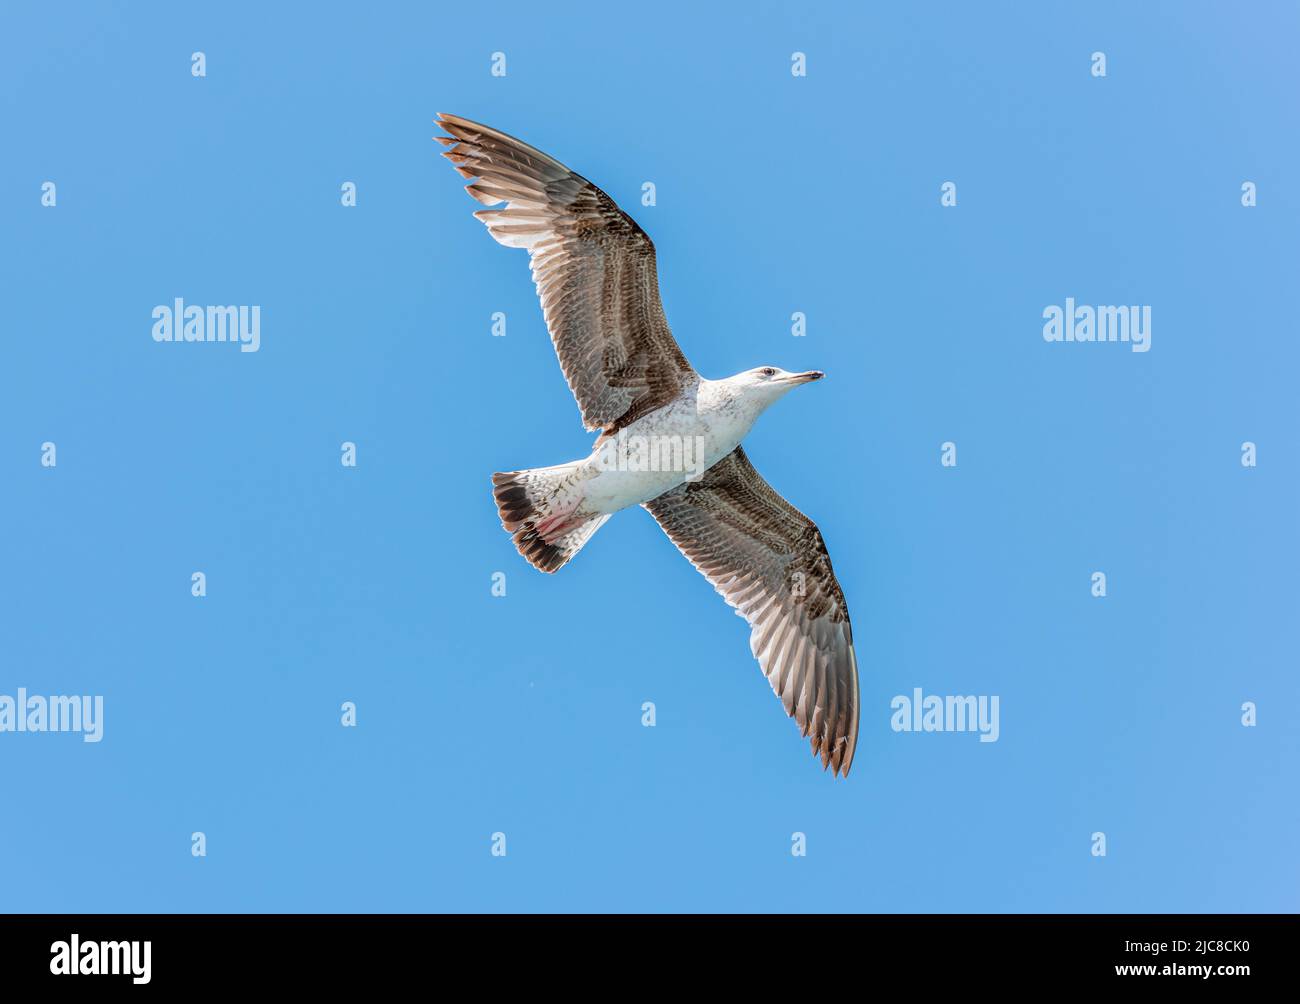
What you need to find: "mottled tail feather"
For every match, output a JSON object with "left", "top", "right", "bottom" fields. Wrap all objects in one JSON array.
[{"left": 491, "top": 469, "right": 607, "bottom": 573}]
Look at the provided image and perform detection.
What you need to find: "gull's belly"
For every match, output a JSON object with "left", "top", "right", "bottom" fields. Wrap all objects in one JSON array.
[{"left": 580, "top": 395, "right": 751, "bottom": 514}]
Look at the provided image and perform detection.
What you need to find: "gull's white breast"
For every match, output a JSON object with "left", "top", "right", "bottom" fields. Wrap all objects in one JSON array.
[{"left": 578, "top": 378, "right": 759, "bottom": 515}]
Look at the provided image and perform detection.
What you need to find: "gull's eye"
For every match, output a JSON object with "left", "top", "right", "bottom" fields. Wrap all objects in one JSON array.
[{"left": 760, "top": 367, "right": 777, "bottom": 378}]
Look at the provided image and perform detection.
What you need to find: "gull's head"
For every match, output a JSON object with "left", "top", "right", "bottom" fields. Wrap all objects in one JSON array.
[{"left": 733, "top": 366, "right": 825, "bottom": 407}]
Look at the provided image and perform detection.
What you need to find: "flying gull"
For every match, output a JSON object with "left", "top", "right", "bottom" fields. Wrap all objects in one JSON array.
[{"left": 435, "top": 113, "right": 861, "bottom": 777}]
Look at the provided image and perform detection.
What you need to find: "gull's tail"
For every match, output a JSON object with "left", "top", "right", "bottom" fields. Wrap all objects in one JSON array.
[{"left": 491, "top": 464, "right": 609, "bottom": 573}]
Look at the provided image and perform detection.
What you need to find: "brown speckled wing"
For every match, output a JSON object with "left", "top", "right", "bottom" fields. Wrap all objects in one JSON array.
[
  {"left": 436, "top": 113, "right": 695, "bottom": 435},
  {"left": 644, "top": 447, "right": 860, "bottom": 777}
]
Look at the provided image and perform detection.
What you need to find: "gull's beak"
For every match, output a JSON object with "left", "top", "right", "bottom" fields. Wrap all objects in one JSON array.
[{"left": 786, "top": 370, "right": 825, "bottom": 384}]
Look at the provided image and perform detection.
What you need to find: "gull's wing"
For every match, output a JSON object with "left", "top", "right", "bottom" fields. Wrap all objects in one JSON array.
[
  {"left": 643, "top": 447, "right": 860, "bottom": 777},
  {"left": 436, "top": 113, "right": 696, "bottom": 436}
]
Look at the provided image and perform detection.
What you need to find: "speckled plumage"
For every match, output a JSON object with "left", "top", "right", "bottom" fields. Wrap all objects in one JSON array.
[{"left": 438, "top": 113, "right": 861, "bottom": 777}]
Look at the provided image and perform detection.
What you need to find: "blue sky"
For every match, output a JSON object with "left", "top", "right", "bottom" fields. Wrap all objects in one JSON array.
[{"left": 1, "top": 0, "right": 1297, "bottom": 912}]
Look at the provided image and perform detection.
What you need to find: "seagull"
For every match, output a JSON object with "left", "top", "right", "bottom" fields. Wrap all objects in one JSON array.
[{"left": 435, "top": 113, "right": 861, "bottom": 777}]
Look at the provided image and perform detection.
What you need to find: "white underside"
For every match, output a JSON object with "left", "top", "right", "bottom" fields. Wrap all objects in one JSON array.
[{"left": 560, "top": 378, "right": 762, "bottom": 517}]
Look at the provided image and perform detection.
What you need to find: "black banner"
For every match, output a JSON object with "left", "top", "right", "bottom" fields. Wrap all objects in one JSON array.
[{"left": 0, "top": 914, "right": 1288, "bottom": 988}]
